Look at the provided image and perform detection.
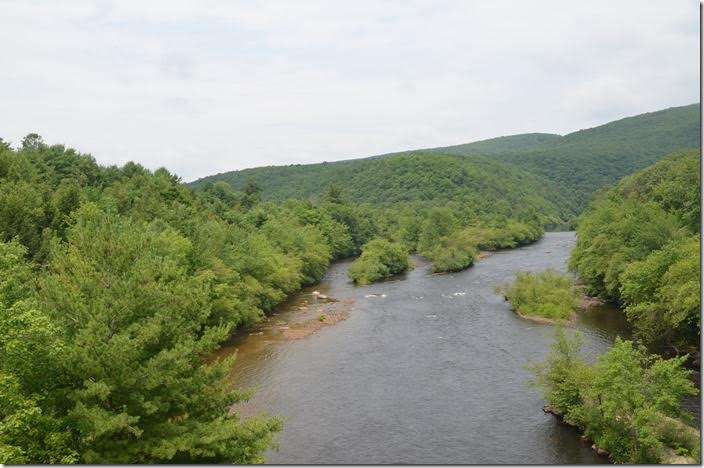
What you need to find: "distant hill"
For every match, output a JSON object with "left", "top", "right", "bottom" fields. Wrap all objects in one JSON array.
[
  {"left": 192, "top": 152, "right": 577, "bottom": 223},
  {"left": 191, "top": 103, "right": 699, "bottom": 218},
  {"left": 475, "top": 104, "right": 700, "bottom": 211},
  {"left": 425, "top": 133, "right": 563, "bottom": 156}
]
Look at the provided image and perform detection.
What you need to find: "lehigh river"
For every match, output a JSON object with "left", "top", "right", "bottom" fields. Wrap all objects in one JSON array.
[{"left": 216, "top": 232, "right": 632, "bottom": 464}]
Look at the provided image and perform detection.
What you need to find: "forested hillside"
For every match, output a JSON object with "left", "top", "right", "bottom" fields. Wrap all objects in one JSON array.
[
  {"left": 193, "top": 103, "right": 699, "bottom": 216},
  {"left": 490, "top": 104, "right": 700, "bottom": 211},
  {"left": 569, "top": 149, "right": 700, "bottom": 354},
  {"left": 192, "top": 153, "right": 577, "bottom": 221},
  {"left": 425, "top": 132, "right": 563, "bottom": 156}
]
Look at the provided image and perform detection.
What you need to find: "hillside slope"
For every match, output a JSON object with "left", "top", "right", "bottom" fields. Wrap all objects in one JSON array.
[
  {"left": 191, "top": 103, "right": 699, "bottom": 218},
  {"left": 425, "top": 132, "right": 563, "bottom": 156},
  {"left": 191, "top": 152, "right": 576, "bottom": 223},
  {"left": 444, "top": 103, "right": 700, "bottom": 210}
]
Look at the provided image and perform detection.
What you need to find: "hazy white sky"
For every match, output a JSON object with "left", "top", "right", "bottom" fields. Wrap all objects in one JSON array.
[{"left": 0, "top": 0, "right": 698, "bottom": 181}]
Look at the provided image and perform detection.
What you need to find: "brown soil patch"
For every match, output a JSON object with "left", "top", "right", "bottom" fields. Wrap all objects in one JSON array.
[{"left": 280, "top": 309, "right": 350, "bottom": 340}]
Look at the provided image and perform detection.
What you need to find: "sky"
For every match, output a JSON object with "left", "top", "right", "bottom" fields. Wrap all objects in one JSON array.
[{"left": 0, "top": 0, "right": 698, "bottom": 181}]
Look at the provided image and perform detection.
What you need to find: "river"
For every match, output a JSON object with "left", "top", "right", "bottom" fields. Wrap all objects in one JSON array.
[{"left": 215, "top": 231, "right": 633, "bottom": 464}]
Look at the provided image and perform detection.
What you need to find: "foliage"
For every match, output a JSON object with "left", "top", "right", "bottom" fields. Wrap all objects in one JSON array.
[
  {"left": 348, "top": 239, "right": 412, "bottom": 285},
  {"left": 527, "top": 328, "right": 590, "bottom": 419},
  {"left": 530, "top": 329, "right": 699, "bottom": 464},
  {"left": 500, "top": 270, "right": 580, "bottom": 321},
  {"left": 422, "top": 231, "right": 478, "bottom": 273},
  {"left": 569, "top": 149, "right": 700, "bottom": 351},
  {"left": 434, "top": 103, "right": 699, "bottom": 212},
  {"left": 415, "top": 211, "right": 543, "bottom": 273},
  {"left": 191, "top": 152, "right": 574, "bottom": 226},
  {"left": 0, "top": 240, "right": 78, "bottom": 464}
]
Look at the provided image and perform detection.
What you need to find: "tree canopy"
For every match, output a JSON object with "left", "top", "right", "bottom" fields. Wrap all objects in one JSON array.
[{"left": 569, "top": 149, "right": 700, "bottom": 353}]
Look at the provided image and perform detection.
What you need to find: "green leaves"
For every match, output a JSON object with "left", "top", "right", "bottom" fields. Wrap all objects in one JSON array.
[
  {"left": 32, "top": 205, "right": 282, "bottom": 463},
  {"left": 531, "top": 331, "right": 699, "bottom": 463},
  {"left": 348, "top": 239, "right": 412, "bottom": 285},
  {"left": 583, "top": 338, "right": 698, "bottom": 463},
  {"left": 570, "top": 149, "right": 700, "bottom": 350}
]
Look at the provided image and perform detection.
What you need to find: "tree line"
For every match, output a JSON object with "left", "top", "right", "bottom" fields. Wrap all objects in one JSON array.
[{"left": 569, "top": 149, "right": 700, "bottom": 355}]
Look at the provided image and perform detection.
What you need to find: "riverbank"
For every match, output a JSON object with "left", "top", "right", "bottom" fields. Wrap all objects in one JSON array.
[
  {"left": 217, "top": 232, "right": 636, "bottom": 464},
  {"left": 541, "top": 377, "right": 699, "bottom": 464},
  {"left": 234, "top": 248, "right": 503, "bottom": 343}
]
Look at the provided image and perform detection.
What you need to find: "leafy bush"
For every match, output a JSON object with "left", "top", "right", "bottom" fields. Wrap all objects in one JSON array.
[
  {"left": 421, "top": 228, "right": 477, "bottom": 273},
  {"left": 530, "top": 329, "right": 699, "bottom": 464},
  {"left": 419, "top": 218, "right": 543, "bottom": 273},
  {"left": 527, "top": 328, "right": 591, "bottom": 418},
  {"left": 500, "top": 270, "right": 580, "bottom": 320},
  {"left": 348, "top": 239, "right": 412, "bottom": 285}
]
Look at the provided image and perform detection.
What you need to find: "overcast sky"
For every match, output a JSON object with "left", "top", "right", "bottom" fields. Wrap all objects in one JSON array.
[{"left": 0, "top": 0, "right": 698, "bottom": 181}]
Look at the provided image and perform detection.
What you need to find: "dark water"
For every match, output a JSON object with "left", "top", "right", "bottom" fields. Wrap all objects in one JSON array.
[{"left": 220, "top": 232, "right": 635, "bottom": 464}]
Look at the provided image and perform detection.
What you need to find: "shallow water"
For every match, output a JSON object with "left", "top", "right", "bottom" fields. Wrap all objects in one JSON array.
[{"left": 217, "top": 232, "right": 641, "bottom": 464}]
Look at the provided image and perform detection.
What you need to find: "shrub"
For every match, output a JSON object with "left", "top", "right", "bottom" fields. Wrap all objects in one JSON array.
[
  {"left": 348, "top": 239, "right": 412, "bottom": 285},
  {"left": 422, "top": 230, "right": 478, "bottom": 273},
  {"left": 531, "top": 330, "right": 700, "bottom": 464},
  {"left": 500, "top": 269, "right": 580, "bottom": 320}
]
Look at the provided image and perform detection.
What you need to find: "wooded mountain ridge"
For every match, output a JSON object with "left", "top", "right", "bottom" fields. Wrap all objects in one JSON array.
[{"left": 191, "top": 103, "right": 699, "bottom": 217}]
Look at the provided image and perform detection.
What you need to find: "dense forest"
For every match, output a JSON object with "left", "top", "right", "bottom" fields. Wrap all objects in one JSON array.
[
  {"left": 0, "top": 102, "right": 699, "bottom": 464},
  {"left": 192, "top": 153, "right": 577, "bottom": 224},
  {"left": 569, "top": 149, "right": 700, "bottom": 355},
  {"left": 0, "top": 133, "right": 547, "bottom": 463},
  {"left": 193, "top": 103, "right": 699, "bottom": 216}
]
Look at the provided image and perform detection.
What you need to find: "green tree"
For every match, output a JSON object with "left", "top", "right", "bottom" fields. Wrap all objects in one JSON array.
[
  {"left": 582, "top": 339, "right": 697, "bottom": 463},
  {"left": 569, "top": 149, "right": 700, "bottom": 350},
  {"left": 527, "top": 327, "right": 590, "bottom": 420},
  {"left": 38, "top": 204, "right": 281, "bottom": 463},
  {"left": 348, "top": 238, "right": 412, "bottom": 285},
  {"left": 0, "top": 240, "right": 77, "bottom": 464}
]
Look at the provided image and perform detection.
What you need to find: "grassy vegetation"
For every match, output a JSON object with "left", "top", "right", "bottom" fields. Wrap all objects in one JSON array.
[
  {"left": 529, "top": 328, "right": 699, "bottom": 464},
  {"left": 499, "top": 270, "right": 580, "bottom": 321},
  {"left": 348, "top": 239, "right": 412, "bottom": 285},
  {"left": 569, "top": 149, "right": 700, "bottom": 352}
]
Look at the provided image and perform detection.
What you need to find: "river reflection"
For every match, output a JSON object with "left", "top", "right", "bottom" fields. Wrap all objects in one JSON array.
[{"left": 214, "top": 232, "right": 666, "bottom": 464}]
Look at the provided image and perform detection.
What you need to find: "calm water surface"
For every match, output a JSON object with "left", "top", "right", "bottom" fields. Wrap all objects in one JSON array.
[{"left": 219, "top": 232, "right": 636, "bottom": 464}]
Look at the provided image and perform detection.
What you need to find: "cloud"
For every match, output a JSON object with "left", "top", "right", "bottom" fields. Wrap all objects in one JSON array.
[{"left": 0, "top": 0, "right": 697, "bottom": 180}]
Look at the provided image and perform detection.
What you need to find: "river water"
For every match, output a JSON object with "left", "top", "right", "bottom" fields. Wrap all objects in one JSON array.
[{"left": 216, "top": 232, "right": 634, "bottom": 464}]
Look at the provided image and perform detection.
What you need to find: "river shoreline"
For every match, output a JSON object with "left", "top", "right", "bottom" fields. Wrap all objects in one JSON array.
[
  {"left": 225, "top": 248, "right": 504, "bottom": 345},
  {"left": 216, "top": 232, "right": 639, "bottom": 464}
]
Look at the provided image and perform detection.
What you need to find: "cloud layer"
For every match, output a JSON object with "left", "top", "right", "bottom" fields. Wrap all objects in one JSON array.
[{"left": 0, "top": 0, "right": 698, "bottom": 180}]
